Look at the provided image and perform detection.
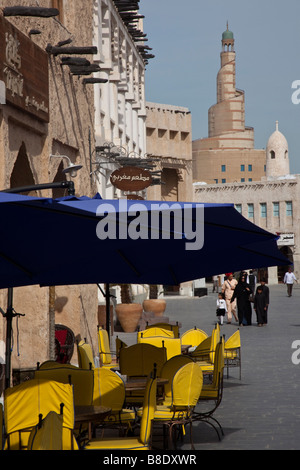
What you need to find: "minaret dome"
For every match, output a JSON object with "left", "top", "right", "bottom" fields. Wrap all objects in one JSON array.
[
  {"left": 266, "top": 121, "right": 290, "bottom": 178},
  {"left": 222, "top": 22, "right": 234, "bottom": 51}
]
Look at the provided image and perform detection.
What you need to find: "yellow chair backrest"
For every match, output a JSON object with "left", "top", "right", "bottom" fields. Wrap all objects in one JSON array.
[
  {"left": 0, "top": 403, "right": 3, "bottom": 450},
  {"left": 160, "top": 355, "right": 194, "bottom": 400},
  {"left": 138, "top": 327, "right": 175, "bottom": 339},
  {"left": 208, "top": 324, "right": 220, "bottom": 364},
  {"left": 77, "top": 340, "right": 95, "bottom": 369},
  {"left": 115, "top": 336, "right": 127, "bottom": 358},
  {"left": 38, "top": 361, "right": 63, "bottom": 369},
  {"left": 172, "top": 362, "right": 203, "bottom": 408},
  {"left": 98, "top": 327, "right": 112, "bottom": 364},
  {"left": 225, "top": 330, "right": 241, "bottom": 350},
  {"left": 139, "top": 375, "right": 157, "bottom": 445},
  {"left": 27, "top": 411, "right": 63, "bottom": 450},
  {"left": 146, "top": 322, "right": 180, "bottom": 338},
  {"left": 190, "top": 335, "right": 211, "bottom": 357},
  {"left": 4, "top": 378, "right": 76, "bottom": 450},
  {"left": 181, "top": 327, "right": 208, "bottom": 347},
  {"left": 93, "top": 368, "right": 125, "bottom": 411},
  {"left": 119, "top": 343, "right": 167, "bottom": 377},
  {"left": 35, "top": 364, "right": 94, "bottom": 406},
  {"left": 138, "top": 336, "right": 181, "bottom": 361},
  {"left": 212, "top": 338, "right": 225, "bottom": 388}
]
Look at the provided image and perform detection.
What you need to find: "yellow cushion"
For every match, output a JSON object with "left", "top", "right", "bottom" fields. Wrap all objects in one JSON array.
[
  {"left": 224, "top": 350, "right": 238, "bottom": 359},
  {"left": 104, "top": 409, "right": 136, "bottom": 424},
  {"left": 84, "top": 437, "right": 149, "bottom": 450}
]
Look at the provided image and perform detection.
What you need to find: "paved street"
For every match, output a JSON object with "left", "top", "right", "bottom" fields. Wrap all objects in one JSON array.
[{"left": 114, "top": 283, "right": 300, "bottom": 450}]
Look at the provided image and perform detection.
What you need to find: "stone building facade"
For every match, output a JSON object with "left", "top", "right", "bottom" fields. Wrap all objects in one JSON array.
[
  {"left": 146, "top": 102, "right": 193, "bottom": 202},
  {"left": 194, "top": 124, "right": 297, "bottom": 283},
  {"left": 0, "top": 0, "right": 152, "bottom": 383},
  {"left": 193, "top": 26, "right": 266, "bottom": 185},
  {"left": 91, "top": 0, "right": 148, "bottom": 200},
  {"left": 0, "top": 0, "right": 100, "bottom": 381}
]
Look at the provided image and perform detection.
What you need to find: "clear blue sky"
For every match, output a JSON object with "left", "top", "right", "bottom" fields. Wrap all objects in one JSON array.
[{"left": 140, "top": 0, "right": 300, "bottom": 173}]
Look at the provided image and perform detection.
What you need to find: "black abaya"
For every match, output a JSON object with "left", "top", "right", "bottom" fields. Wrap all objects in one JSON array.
[{"left": 231, "top": 282, "right": 252, "bottom": 325}]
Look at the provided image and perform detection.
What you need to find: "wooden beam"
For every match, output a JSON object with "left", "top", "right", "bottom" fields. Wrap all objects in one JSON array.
[
  {"left": 46, "top": 45, "right": 98, "bottom": 56},
  {"left": 61, "top": 57, "right": 91, "bottom": 66},
  {"left": 82, "top": 78, "right": 108, "bottom": 84},
  {"left": 3, "top": 6, "right": 59, "bottom": 17},
  {"left": 69, "top": 64, "right": 101, "bottom": 75}
]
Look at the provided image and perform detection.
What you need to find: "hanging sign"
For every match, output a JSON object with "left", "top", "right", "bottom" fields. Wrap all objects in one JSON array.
[
  {"left": 277, "top": 233, "right": 294, "bottom": 246},
  {"left": 0, "top": 16, "right": 49, "bottom": 122},
  {"left": 110, "top": 166, "right": 152, "bottom": 191}
]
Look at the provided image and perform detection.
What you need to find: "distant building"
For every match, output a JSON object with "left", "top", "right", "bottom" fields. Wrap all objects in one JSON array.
[
  {"left": 192, "top": 26, "right": 265, "bottom": 185},
  {"left": 146, "top": 102, "right": 193, "bottom": 202},
  {"left": 194, "top": 123, "right": 297, "bottom": 283}
]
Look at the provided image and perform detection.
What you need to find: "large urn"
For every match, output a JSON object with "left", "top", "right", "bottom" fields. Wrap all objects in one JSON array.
[
  {"left": 115, "top": 303, "right": 143, "bottom": 333},
  {"left": 143, "top": 299, "right": 167, "bottom": 317}
]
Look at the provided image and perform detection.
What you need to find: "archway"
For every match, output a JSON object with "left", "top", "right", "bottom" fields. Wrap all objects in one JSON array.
[
  {"left": 278, "top": 246, "right": 293, "bottom": 282},
  {"left": 10, "top": 142, "right": 35, "bottom": 194}
]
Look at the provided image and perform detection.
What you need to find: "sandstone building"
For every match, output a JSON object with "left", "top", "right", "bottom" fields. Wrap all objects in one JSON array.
[
  {"left": 194, "top": 123, "right": 297, "bottom": 283},
  {"left": 193, "top": 26, "right": 266, "bottom": 185},
  {"left": 91, "top": 0, "right": 148, "bottom": 200},
  {"left": 146, "top": 102, "right": 193, "bottom": 202},
  {"left": 0, "top": 0, "right": 150, "bottom": 385}
]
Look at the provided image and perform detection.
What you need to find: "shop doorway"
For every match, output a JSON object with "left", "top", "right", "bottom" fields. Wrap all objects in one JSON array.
[{"left": 278, "top": 246, "right": 294, "bottom": 283}]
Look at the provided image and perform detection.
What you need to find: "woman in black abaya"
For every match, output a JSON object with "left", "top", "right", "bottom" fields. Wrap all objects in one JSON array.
[{"left": 231, "top": 274, "right": 252, "bottom": 326}]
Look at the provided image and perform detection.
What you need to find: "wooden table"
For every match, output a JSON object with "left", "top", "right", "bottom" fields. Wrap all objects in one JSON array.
[
  {"left": 124, "top": 377, "right": 168, "bottom": 405},
  {"left": 181, "top": 344, "right": 192, "bottom": 354},
  {"left": 75, "top": 405, "right": 111, "bottom": 440},
  {"left": 125, "top": 376, "right": 168, "bottom": 391}
]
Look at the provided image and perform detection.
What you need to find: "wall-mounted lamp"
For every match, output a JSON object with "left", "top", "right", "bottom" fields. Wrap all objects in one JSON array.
[{"left": 50, "top": 154, "right": 83, "bottom": 178}]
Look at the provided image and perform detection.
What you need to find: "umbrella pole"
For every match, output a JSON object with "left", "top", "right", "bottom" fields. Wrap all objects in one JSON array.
[
  {"left": 5, "top": 287, "right": 13, "bottom": 389},
  {"left": 105, "top": 283, "right": 110, "bottom": 336}
]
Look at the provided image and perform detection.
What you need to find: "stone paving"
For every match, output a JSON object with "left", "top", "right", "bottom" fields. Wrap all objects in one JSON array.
[{"left": 114, "top": 283, "right": 300, "bottom": 450}]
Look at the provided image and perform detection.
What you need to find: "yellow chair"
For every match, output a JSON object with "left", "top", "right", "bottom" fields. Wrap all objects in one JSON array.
[
  {"left": 83, "top": 370, "right": 157, "bottom": 450},
  {"left": 34, "top": 364, "right": 94, "bottom": 406},
  {"left": 4, "top": 378, "right": 78, "bottom": 450},
  {"left": 119, "top": 343, "right": 166, "bottom": 406},
  {"left": 145, "top": 362, "right": 203, "bottom": 450},
  {"left": 27, "top": 411, "right": 63, "bottom": 450},
  {"left": 93, "top": 368, "right": 135, "bottom": 431},
  {"left": 193, "top": 338, "right": 225, "bottom": 439},
  {"left": 159, "top": 355, "right": 195, "bottom": 405},
  {"left": 97, "top": 326, "right": 118, "bottom": 369},
  {"left": 224, "top": 329, "right": 241, "bottom": 380},
  {"left": 138, "top": 336, "right": 182, "bottom": 361},
  {"left": 77, "top": 340, "right": 95, "bottom": 369},
  {"left": 37, "top": 360, "right": 63, "bottom": 369},
  {"left": 0, "top": 403, "right": 3, "bottom": 451},
  {"left": 181, "top": 327, "right": 208, "bottom": 349},
  {"left": 146, "top": 322, "right": 180, "bottom": 338},
  {"left": 189, "top": 323, "right": 220, "bottom": 372},
  {"left": 119, "top": 343, "right": 167, "bottom": 378},
  {"left": 115, "top": 336, "right": 127, "bottom": 360},
  {"left": 138, "top": 327, "right": 175, "bottom": 340}
]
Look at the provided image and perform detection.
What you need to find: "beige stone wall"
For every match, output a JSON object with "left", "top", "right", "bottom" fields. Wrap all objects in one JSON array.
[
  {"left": 192, "top": 148, "right": 266, "bottom": 184},
  {"left": 0, "top": 0, "right": 99, "bottom": 375},
  {"left": 194, "top": 177, "right": 300, "bottom": 280},
  {"left": 146, "top": 102, "right": 193, "bottom": 202}
]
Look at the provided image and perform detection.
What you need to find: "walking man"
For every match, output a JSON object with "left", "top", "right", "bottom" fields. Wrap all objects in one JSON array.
[{"left": 284, "top": 267, "right": 298, "bottom": 297}]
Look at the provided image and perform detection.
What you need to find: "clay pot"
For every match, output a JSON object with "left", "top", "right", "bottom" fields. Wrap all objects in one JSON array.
[
  {"left": 115, "top": 303, "right": 143, "bottom": 333},
  {"left": 143, "top": 299, "right": 167, "bottom": 317}
]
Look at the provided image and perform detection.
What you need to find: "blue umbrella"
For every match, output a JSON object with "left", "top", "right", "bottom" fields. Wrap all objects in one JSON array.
[
  {"left": 0, "top": 191, "right": 289, "bottom": 387},
  {"left": 0, "top": 192, "right": 289, "bottom": 288}
]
